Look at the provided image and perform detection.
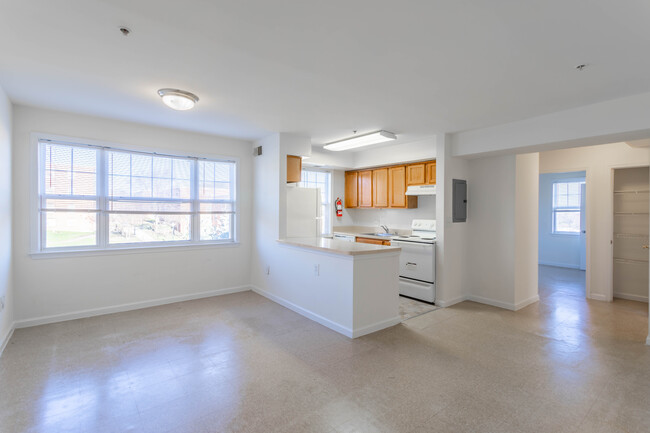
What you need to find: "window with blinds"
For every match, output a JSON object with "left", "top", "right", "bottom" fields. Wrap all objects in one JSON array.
[
  {"left": 552, "top": 181, "right": 583, "bottom": 234},
  {"left": 37, "top": 139, "right": 237, "bottom": 251}
]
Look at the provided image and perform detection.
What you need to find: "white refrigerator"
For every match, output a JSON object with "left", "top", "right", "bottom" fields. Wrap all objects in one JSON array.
[{"left": 286, "top": 187, "right": 322, "bottom": 238}]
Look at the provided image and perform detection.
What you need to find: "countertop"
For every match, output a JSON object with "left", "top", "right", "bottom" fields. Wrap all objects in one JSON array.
[{"left": 277, "top": 237, "right": 401, "bottom": 256}]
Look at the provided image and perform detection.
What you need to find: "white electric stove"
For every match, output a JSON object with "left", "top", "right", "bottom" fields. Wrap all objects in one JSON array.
[{"left": 391, "top": 219, "right": 436, "bottom": 303}]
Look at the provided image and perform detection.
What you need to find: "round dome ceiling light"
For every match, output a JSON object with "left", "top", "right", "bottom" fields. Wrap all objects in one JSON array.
[{"left": 157, "top": 88, "right": 199, "bottom": 111}]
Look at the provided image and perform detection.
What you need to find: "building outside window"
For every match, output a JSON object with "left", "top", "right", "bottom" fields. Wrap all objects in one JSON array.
[
  {"left": 299, "top": 169, "right": 331, "bottom": 235},
  {"left": 552, "top": 181, "right": 583, "bottom": 234},
  {"left": 36, "top": 137, "right": 237, "bottom": 252}
]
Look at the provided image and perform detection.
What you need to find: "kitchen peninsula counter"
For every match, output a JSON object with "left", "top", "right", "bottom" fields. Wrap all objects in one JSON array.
[{"left": 277, "top": 237, "right": 401, "bottom": 256}]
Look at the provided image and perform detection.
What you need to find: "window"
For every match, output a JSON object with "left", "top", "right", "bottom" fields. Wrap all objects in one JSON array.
[
  {"left": 552, "top": 181, "right": 583, "bottom": 234},
  {"left": 299, "top": 169, "right": 331, "bottom": 235},
  {"left": 37, "top": 138, "right": 237, "bottom": 251}
]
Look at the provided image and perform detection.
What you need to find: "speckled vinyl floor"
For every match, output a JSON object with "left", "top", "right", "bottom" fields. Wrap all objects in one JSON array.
[
  {"left": 0, "top": 265, "right": 648, "bottom": 432},
  {"left": 399, "top": 296, "right": 438, "bottom": 321}
]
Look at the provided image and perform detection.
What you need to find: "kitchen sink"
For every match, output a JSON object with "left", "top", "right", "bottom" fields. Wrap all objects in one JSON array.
[{"left": 361, "top": 232, "right": 395, "bottom": 237}]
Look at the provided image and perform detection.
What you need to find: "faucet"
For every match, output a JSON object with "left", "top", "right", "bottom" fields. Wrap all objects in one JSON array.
[{"left": 380, "top": 225, "right": 390, "bottom": 234}]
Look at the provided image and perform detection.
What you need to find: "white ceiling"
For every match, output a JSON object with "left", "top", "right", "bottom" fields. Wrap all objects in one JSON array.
[{"left": 1, "top": 0, "right": 650, "bottom": 146}]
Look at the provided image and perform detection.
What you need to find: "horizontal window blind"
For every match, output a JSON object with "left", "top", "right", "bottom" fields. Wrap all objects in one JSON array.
[{"left": 37, "top": 139, "right": 237, "bottom": 251}]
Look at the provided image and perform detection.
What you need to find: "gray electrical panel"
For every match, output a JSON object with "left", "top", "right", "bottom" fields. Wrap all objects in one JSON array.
[{"left": 452, "top": 179, "right": 467, "bottom": 222}]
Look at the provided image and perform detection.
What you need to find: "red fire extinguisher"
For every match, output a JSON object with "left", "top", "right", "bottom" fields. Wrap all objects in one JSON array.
[{"left": 335, "top": 197, "right": 343, "bottom": 217}]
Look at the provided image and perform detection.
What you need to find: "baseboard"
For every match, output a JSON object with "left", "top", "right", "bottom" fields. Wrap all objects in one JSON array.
[
  {"left": 514, "top": 295, "right": 540, "bottom": 311},
  {"left": 466, "top": 295, "right": 517, "bottom": 311},
  {"left": 589, "top": 293, "right": 608, "bottom": 302},
  {"left": 435, "top": 295, "right": 468, "bottom": 308},
  {"left": 0, "top": 324, "right": 15, "bottom": 358},
  {"left": 14, "top": 285, "right": 251, "bottom": 329},
  {"left": 613, "top": 293, "right": 649, "bottom": 303},
  {"left": 538, "top": 261, "right": 582, "bottom": 270},
  {"left": 352, "top": 316, "right": 401, "bottom": 338},
  {"left": 251, "top": 285, "right": 354, "bottom": 337}
]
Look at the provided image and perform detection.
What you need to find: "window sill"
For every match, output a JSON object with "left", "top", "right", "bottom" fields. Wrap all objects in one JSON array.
[
  {"left": 550, "top": 232, "right": 581, "bottom": 237},
  {"left": 30, "top": 241, "right": 240, "bottom": 259}
]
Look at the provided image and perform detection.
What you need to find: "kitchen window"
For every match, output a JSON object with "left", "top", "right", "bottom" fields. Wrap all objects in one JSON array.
[
  {"left": 36, "top": 138, "right": 237, "bottom": 252},
  {"left": 299, "top": 169, "right": 331, "bottom": 235},
  {"left": 552, "top": 181, "right": 583, "bottom": 234}
]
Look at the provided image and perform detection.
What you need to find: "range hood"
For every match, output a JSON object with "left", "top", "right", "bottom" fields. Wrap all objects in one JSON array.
[{"left": 405, "top": 185, "right": 437, "bottom": 196}]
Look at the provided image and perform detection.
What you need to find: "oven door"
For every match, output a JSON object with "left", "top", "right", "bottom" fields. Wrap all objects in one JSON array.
[{"left": 392, "top": 240, "right": 435, "bottom": 283}]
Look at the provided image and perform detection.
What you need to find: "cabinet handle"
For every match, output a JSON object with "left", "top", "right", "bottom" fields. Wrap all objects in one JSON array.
[{"left": 643, "top": 245, "right": 649, "bottom": 249}]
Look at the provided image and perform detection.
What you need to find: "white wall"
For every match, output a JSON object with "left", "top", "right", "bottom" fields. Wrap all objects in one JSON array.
[
  {"left": 538, "top": 171, "right": 586, "bottom": 268},
  {"left": 12, "top": 106, "right": 254, "bottom": 325},
  {"left": 0, "top": 85, "right": 13, "bottom": 353},
  {"left": 514, "top": 153, "right": 540, "bottom": 308},
  {"left": 435, "top": 134, "right": 470, "bottom": 307},
  {"left": 465, "top": 154, "right": 517, "bottom": 307},
  {"left": 454, "top": 153, "right": 540, "bottom": 310},
  {"left": 352, "top": 137, "right": 436, "bottom": 169},
  {"left": 331, "top": 170, "right": 355, "bottom": 227},
  {"left": 342, "top": 197, "right": 436, "bottom": 231},
  {"left": 540, "top": 142, "right": 650, "bottom": 301}
]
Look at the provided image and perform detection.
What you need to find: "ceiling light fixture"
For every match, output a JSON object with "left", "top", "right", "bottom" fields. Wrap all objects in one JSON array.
[
  {"left": 323, "top": 130, "right": 397, "bottom": 152},
  {"left": 157, "top": 88, "right": 199, "bottom": 110}
]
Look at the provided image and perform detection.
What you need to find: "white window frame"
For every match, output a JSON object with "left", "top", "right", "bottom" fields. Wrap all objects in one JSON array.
[
  {"left": 299, "top": 168, "right": 332, "bottom": 236},
  {"left": 30, "top": 133, "right": 240, "bottom": 256},
  {"left": 551, "top": 180, "right": 583, "bottom": 235}
]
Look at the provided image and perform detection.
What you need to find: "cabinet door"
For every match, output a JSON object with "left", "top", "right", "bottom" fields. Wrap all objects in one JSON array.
[
  {"left": 286, "top": 155, "right": 302, "bottom": 183},
  {"left": 355, "top": 237, "right": 384, "bottom": 245},
  {"left": 373, "top": 168, "right": 389, "bottom": 208},
  {"left": 407, "top": 163, "right": 426, "bottom": 185},
  {"left": 344, "top": 171, "right": 358, "bottom": 208},
  {"left": 389, "top": 166, "right": 406, "bottom": 208},
  {"left": 426, "top": 161, "right": 437, "bottom": 185},
  {"left": 358, "top": 170, "right": 373, "bottom": 207}
]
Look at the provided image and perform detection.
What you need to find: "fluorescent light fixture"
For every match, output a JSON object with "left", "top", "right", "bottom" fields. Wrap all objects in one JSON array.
[
  {"left": 323, "top": 130, "right": 396, "bottom": 151},
  {"left": 157, "top": 88, "right": 199, "bottom": 110}
]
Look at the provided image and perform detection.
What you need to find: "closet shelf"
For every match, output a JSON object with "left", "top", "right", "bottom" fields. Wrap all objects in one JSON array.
[
  {"left": 614, "top": 258, "right": 649, "bottom": 265},
  {"left": 613, "top": 190, "right": 650, "bottom": 194},
  {"left": 614, "top": 233, "right": 650, "bottom": 239}
]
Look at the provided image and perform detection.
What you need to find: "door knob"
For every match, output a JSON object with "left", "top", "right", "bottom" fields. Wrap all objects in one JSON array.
[{"left": 643, "top": 245, "right": 649, "bottom": 249}]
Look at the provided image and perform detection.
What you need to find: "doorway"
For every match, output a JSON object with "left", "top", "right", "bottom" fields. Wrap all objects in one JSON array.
[
  {"left": 538, "top": 171, "right": 587, "bottom": 294},
  {"left": 613, "top": 166, "right": 649, "bottom": 303}
]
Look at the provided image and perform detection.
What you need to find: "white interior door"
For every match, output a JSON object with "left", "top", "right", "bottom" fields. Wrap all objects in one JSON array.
[{"left": 579, "top": 183, "right": 587, "bottom": 271}]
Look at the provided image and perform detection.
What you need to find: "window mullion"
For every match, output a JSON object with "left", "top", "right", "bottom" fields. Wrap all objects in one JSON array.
[
  {"left": 97, "top": 148, "right": 107, "bottom": 248},
  {"left": 192, "top": 160, "right": 200, "bottom": 242}
]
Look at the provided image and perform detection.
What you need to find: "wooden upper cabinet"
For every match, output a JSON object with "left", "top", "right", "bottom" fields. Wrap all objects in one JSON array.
[
  {"left": 426, "top": 161, "right": 437, "bottom": 185},
  {"left": 358, "top": 170, "right": 373, "bottom": 207},
  {"left": 344, "top": 171, "right": 358, "bottom": 208},
  {"left": 286, "top": 155, "right": 302, "bottom": 183},
  {"left": 372, "top": 168, "right": 389, "bottom": 208},
  {"left": 406, "top": 163, "right": 426, "bottom": 185},
  {"left": 389, "top": 166, "right": 418, "bottom": 208}
]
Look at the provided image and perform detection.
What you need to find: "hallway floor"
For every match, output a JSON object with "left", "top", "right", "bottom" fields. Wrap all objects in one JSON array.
[{"left": 1, "top": 269, "right": 649, "bottom": 432}]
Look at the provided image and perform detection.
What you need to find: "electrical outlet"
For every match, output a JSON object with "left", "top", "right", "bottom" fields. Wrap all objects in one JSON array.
[
  {"left": 0, "top": 295, "right": 5, "bottom": 312},
  {"left": 314, "top": 264, "right": 320, "bottom": 277},
  {"left": 265, "top": 266, "right": 270, "bottom": 275}
]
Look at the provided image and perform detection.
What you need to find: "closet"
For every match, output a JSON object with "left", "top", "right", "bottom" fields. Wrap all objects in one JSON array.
[{"left": 613, "top": 166, "right": 649, "bottom": 302}]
